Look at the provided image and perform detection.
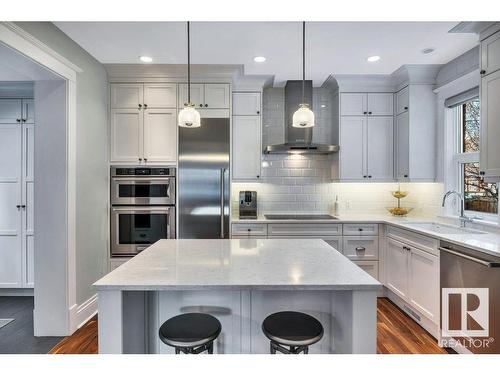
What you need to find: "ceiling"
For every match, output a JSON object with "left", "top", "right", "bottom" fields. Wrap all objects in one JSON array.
[{"left": 55, "top": 22, "right": 479, "bottom": 86}]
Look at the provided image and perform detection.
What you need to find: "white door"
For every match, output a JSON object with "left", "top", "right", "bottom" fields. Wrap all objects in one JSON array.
[
  {"left": 408, "top": 246, "right": 439, "bottom": 323},
  {"left": 232, "top": 116, "right": 261, "bottom": 180},
  {"left": 233, "top": 92, "right": 261, "bottom": 116},
  {"left": 0, "top": 124, "right": 22, "bottom": 287},
  {"left": 385, "top": 238, "right": 409, "bottom": 300},
  {"left": 143, "top": 109, "right": 177, "bottom": 163},
  {"left": 178, "top": 84, "right": 204, "bottom": 108},
  {"left": 110, "top": 109, "right": 143, "bottom": 163},
  {"left": 22, "top": 123, "right": 35, "bottom": 287},
  {"left": 340, "top": 93, "right": 366, "bottom": 116},
  {"left": 110, "top": 84, "right": 143, "bottom": 109},
  {"left": 22, "top": 99, "right": 35, "bottom": 124},
  {"left": 367, "top": 93, "right": 393, "bottom": 116},
  {"left": 481, "top": 31, "right": 500, "bottom": 76},
  {"left": 144, "top": 84, "right": 177, "bottom": 109},
  {"left": 480, "top": 70, "right": 500, "bottom": 179},
  {"left": 396, "top": 86, "right": 409, "bottom": 115},
  {"left": 395, "top": 111, "right": 410, "bottom": 179},
  {"left": 204, "top": 84, "right": 230, "bottom": 109},
  {"left": 0, "top": 99, "right": 22, "bottom": 124},
  {"left": 366, "top": 116, "right": 393, "bottom": 180},
  {"left": 340, "top": 116, "right": 366, "bottom": 180}
]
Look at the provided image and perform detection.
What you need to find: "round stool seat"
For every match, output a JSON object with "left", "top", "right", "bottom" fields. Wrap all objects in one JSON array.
[
  {"left": 159, "top": 313, "right": 221, "bottom": 348},
  {"left": 262, "top": 311, "right": 324, "bottom": 347}
]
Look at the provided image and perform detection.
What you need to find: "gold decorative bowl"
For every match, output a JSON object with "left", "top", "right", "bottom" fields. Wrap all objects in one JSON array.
[
  {"left": 387, "top": 207, "right": 413, "bottom": 216},
  {"left": 391, "top": 191, "right": 408, "bottom": 199}
]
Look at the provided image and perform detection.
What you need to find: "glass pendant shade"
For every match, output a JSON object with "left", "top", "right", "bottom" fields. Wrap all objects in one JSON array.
[
  {"left": 292, "top": 103, "right": 315, "bottom": 128},
  {"left": 178, "top": 104, "right": 201, "bottom": 128}
]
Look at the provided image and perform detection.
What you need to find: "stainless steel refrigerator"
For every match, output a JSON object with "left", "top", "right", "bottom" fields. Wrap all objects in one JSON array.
[{"left": 178, "top": 118, "right": 230, "bottom": 239}]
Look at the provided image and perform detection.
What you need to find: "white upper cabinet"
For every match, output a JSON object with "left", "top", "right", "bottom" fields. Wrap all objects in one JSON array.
[
  {"left": 178, "top": 84, "right": 204, "bottom": 108},
  {"left": 111, "top": 84, "right": 143, "bottom": 109},
  {"left": 143, "top": 84, "right": 177, "bottom": 108},
  {"left": 110, "top": 109, "right": 143, "bottom": 163},
  {"left": 480, "top": 69, "right": 500, "bottom": 179},
  {"left": 23, "top": 99, "right": 35, "bottom": 123},
  {"left": 395, "top": 111, "right": 410, "bottom": 179},
  {"left": 340, "top": 93, "right": 366, "bottom": 116},
  {"left": 481, "top": 31, "right": 500, "bottom": 76},
  {"left": 366, "top": 116, "right": 394, "bottom": 180},
  {"left": 395, "top": 86, "right": 409, "bottom": 115},
  {"left": 232, "top": 116, "right": 261, "bottom": 180},
  {"left": 340, "top": 116, "right": 366, "bottom": 180},
  {"left": 233, "top": 92, "right": 261, "bottom": 116},
  {"left": 0, "top": 99, "right": 22, "bottom": 123},
  {"left": 143, "top": 109, "right": 177, "bottom": 163},
  {"left": 178, "top": 84, "right": 230, "bottom": 109},
  {"left": 367, "top": 93, "right": 394, "bottom": 116},
  {"left": 204, "top": 84, "right": 230, "bottom": 108}
]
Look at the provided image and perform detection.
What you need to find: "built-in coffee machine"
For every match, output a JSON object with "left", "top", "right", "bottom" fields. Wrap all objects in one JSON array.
[{"left": 239, "top": 191, "right": 257, "bottom": 219}]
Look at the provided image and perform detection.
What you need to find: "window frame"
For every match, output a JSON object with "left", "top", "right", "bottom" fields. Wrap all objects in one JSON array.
[{"left": 449, "top": 100, "right": 499, "bottom": 222}]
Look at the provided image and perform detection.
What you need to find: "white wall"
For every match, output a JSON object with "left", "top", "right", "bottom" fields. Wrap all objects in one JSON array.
[{"left": 15, "top": 22, "right": 109, "bottom": 306}]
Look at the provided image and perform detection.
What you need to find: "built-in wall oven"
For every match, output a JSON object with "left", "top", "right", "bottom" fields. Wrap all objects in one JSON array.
[{"left": 110, "top": 166, "right": 176, "bottom": 256}]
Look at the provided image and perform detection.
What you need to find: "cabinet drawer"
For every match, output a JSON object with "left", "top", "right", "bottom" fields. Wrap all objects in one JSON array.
[
  {"left": 232, "top": 235, "right": 267, "bottom": 239},
  {"left": 343, "top": 236, "right": 379, "bottom": 260},
  {"left": 231, "top": 223, "right": 268, "bottom": 236},
  {"left": 354, "top": 260, "right": 379, "bottom": 280},
  {"left": 343, "top": 223, "right": 379, "bottom": 236},
  {"left": 267, "top": 223, "right": 342, "bottom": 236},
  {"left": 386, "top": 226, "right": 438, "bottom": 256}
]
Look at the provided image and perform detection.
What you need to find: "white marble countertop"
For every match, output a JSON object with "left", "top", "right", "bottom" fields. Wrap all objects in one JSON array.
[
  {"left": 94, "top": 239, "right": 382, "bottom": 291},
  {"left": 232, "top": 214, "right": 500, "bottom": 258}
]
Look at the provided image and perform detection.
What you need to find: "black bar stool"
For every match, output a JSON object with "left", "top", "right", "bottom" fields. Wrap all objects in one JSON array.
[
  {"left": 262, "top": 311, "right": 324, "bottom": 354},
  {"left": 159, "top": 313, "right": 222, "bottom": 354}
]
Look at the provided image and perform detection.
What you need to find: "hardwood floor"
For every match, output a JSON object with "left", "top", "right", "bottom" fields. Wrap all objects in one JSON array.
[{"left": 48, "top": 298, "right": 449, "bottom": 354}]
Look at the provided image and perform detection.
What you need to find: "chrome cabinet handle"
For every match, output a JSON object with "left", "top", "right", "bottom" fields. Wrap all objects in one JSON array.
[
  {"left": 439, "top": 247, "right": 500, "bottom": 267},
  {"left": 355, "top": 246, "right": 366, "bottom": 252},
  {"left": 220, "top": 168, "right": 226, "bottom": 239}
]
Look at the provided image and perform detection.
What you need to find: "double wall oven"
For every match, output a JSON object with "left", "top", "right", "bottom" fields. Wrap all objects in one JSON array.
[{"left": 110, "top": 166, "right": 176, "bottom": 256}]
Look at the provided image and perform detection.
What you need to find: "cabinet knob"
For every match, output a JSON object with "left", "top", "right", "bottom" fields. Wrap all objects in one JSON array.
[
  {"left": 368, "top": 111, "right": 372, "bottom": 115},
  {"left": 199, "top": 104, "right": 203, "bottom": 107},
  {"left": 138, "top": 104, "right": 142, "bottom": 109},
  {"left": 358, "top": 228, "right": 363, "bottom": 231},
  {"left": 16, "top": 118, "right": 21, "bottom": 122},
  {"left": 144, "top": 104, "right": 148, "bottom": 108},
  {"left": 368, "top": 175, "right": 372, "bottom": 178},
  {"left": 363, "top": 111, "right": 367, "bottom": 115},
  {"left": 363, "top": 175, "right": 367, "bottom": 178},
  {"left": 205, "top": 104, "right": 208, "bottom": 107},
  {"left": 247, "top": 228, "right": 251, "bottom": 232},
  {"left": 404, "top": 174, "right": 408, "bottom": 178},
  {"left": 16, "top": 205, "right": 21, "bottom": 209},
  {"left": 144, "top": 158, "right": 148, "bottom": 162},
  {"left": 21, "top": 205, "right": 26, "bottom": 209},
  {"left": 257, "top": 111, "right": 260, "bottom": 114},
  {"left": 480, "top": 171, "right": 485, "bottom": 176},
  {"left": 480, "top": 70, "right": 486, "bottom": 75},
  {"left": 139, "top": 158, "right": 142, "bottom": 162},
  {"left": 256, "top": 175, "right": 260, "bottom": 178}
]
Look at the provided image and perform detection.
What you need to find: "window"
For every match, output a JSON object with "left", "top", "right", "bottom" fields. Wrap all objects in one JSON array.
[{"left": 452, "top": 98, "right": 498, "bottom": 218}]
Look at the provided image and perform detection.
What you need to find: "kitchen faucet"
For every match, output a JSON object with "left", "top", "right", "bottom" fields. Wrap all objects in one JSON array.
[{"left": 442, "top": 190, "right": 473, "bottom": 227}]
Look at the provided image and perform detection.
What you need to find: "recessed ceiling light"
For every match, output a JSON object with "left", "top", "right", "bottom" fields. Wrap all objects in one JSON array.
[
  {"left": 422, "top": 48, "right": 435, "bottom": 54},
  {"left": 254, "top": 56, "right": 266, "bottom": 63},
  {"left": 140, "top": 56, "right": 153, "bottom": 63},
  {"left": 367, "top": 55, "right": 381, "bottom": 62}
]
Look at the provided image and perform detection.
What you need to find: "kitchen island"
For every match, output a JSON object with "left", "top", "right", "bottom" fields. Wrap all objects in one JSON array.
[{"left": 94, "top": 239, "right": 381, "bottom": 354}]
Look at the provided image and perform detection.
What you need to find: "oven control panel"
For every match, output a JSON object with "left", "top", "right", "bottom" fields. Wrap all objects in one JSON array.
[{"left": 112, "top": 166, "right": 175, "bottom": 177}]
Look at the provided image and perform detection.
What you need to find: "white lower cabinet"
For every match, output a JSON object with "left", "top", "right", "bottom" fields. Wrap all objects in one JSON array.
[
  {"left": 385, "top": 231, "right": 439, "bottom": 325},
  {"left": 109, "top": 258, "right": 131, "bottom": 272},
  {"left": 354, "top": 261, "right": 379, "bottom": 280}
]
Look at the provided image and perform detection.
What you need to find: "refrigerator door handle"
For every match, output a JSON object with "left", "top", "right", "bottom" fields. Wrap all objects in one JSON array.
[{"left": 220, "top": 168, "right": 226, "bottom": 239}]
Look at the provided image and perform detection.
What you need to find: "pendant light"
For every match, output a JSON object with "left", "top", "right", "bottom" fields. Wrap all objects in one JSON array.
[
  {"left": 178, "top": 21, "right": 201, "bottom": 128},
  {"left": 292, "top": 21, "right": 315, "bottom": 128}
]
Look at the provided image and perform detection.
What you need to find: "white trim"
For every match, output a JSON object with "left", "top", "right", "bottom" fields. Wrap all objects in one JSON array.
[
  {"left": 0, "top": 288, "right": 34, "bottom": 297},
  {"left": 69, "top": 294, "right": 98, "bottom": 331},
  {"left": 433, "top": 70, "right": 480, "bottom": 94},
  {"left": 0, "top": 21, "right": 79, "bottom": 336},
  {"left": 0, "top": 22, "right": 83, "bottom": 76}
]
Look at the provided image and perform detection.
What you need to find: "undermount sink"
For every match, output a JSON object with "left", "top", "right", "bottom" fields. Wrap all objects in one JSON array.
[{"left": 403, "top": 222, "right": 486, "bottom": 235}]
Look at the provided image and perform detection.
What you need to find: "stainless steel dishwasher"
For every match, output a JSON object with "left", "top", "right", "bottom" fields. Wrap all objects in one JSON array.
[{"left": 440, "top": 241, "right": 500, "bottom": 353}]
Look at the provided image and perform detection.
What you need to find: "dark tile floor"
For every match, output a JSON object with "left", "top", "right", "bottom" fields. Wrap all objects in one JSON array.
[{"left": 0, "top": 296, "right": 62, "bottom": 354}]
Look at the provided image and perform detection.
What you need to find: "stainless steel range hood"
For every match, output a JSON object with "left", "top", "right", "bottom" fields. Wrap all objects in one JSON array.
[{"left": 265, "top": 80, "right": 339, "bottom": 154}]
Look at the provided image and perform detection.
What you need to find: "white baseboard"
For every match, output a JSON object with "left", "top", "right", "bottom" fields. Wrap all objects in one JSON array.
[
  {"left": 69, "top": 294, "right": 98, "bottom": 333},
  {"left": 0, "top": 288, "right": 34, "bottom": 296}
]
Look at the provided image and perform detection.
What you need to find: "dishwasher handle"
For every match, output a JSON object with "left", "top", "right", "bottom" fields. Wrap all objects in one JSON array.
[{"left": 439, "top": 246, "right": 500, "bottom": 268}]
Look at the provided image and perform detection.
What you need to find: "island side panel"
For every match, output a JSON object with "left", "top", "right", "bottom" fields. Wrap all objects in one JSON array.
[
  {"left": 156, "top": 291, "right": 242, "bottom": 354},
  {"left": 98, "top": 290, "right": 123, "bottom": 354}
]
